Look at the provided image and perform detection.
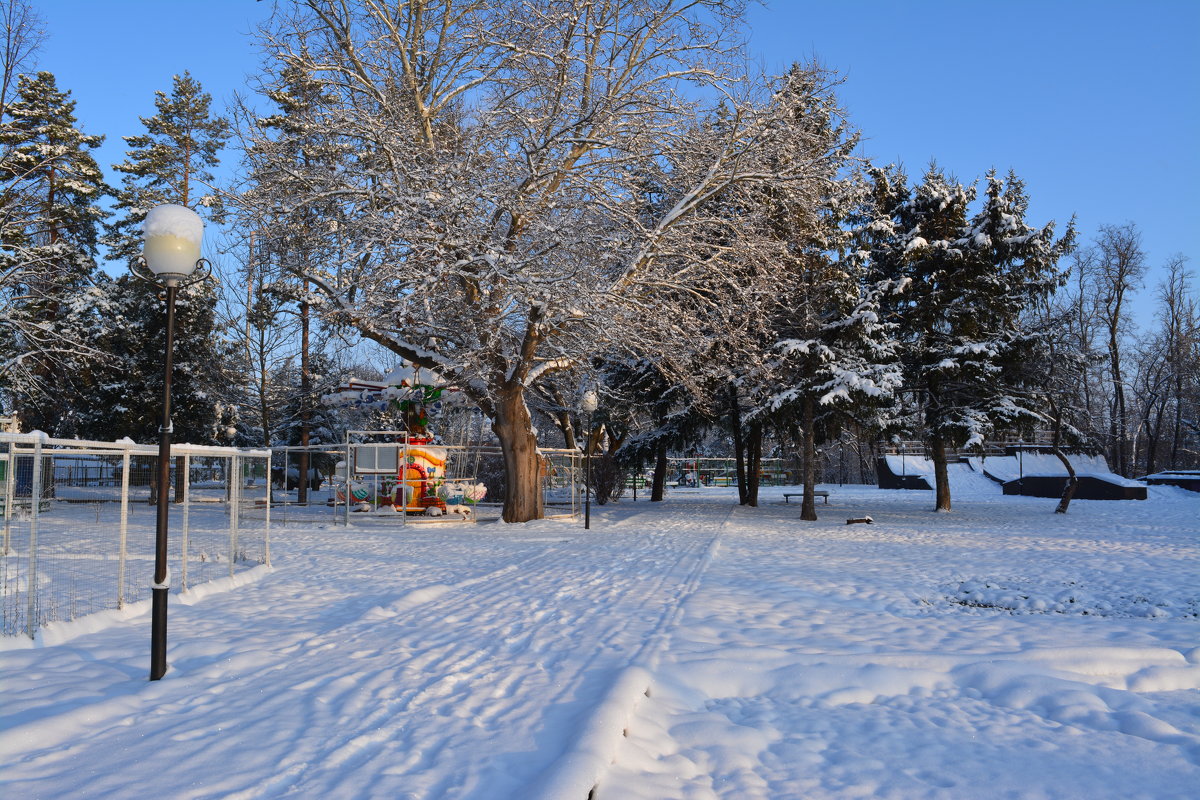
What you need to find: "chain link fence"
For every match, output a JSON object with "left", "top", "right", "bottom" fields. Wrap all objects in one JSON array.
[{"left": 1, "top": 434, "right": 271, "bottom": 640}]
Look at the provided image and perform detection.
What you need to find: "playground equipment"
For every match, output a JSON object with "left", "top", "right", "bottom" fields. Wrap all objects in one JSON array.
[
  {"left": 321, "top": 363, "right": 489, "bottom": 520},
  {"left": 334, "top": 436, "right": 488, "bottom": 518}
]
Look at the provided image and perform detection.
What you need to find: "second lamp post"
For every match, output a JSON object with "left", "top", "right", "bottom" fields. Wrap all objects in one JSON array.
[{"left": 581, "top": 390, "right": 598, "bottom": 530}]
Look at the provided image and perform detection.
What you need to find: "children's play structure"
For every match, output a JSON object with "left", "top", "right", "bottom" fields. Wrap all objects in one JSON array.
[
  {"left": 334, "top": 434, "right": 487, "bottom": 518},
  {"left": 318, "top": 364, "right": 489, "bottom": 520},
  {"left": 268, "top": 362, "right": 582, "bottom": 525},
  {"left": 877, "top": 446, "right": 1148, "bottom": 500}
]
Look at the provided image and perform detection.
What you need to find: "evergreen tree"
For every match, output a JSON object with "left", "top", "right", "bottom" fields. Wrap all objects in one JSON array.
[
  {"left": 0, "top": 70, "right": 107, "bottom": 430},
  {"left": 235, "top": 65, "right": 349, "bottom": 499},
  {"left": 106, "top": 71, "right": 228, "bottom": 260},
  {"left": 79, "top": 73, "right": 231, "bottom": 444},
  {"left": 862, "top": 166, "right": 1074, "bottom": 511}
]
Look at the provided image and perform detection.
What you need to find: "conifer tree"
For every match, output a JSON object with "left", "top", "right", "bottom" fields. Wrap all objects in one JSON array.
[
  {"left": 862, "top": 166, "right": 1074, "bottom": 511},
  {"left": 0, "top": 70, "right": 107, "bottom": 430},
  {"left": 80, "top": 73, "right": 231, "bottom": 445},
  {"left": 106, "top": 71, "right": 228, "bottom": 260}
]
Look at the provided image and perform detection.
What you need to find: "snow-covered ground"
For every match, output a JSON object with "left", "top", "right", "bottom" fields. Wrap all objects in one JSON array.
[{"left": 2, "top": 483, "right": 1198, "bottom": 799}]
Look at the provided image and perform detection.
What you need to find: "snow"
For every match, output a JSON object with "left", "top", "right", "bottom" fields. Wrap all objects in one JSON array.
[
  {"left": 2, "top": 485, "right": 1198, "bottom": 798},
  {"left": 142, "top": 203, "right": 203, "bottom": 244},
  {"left": 884, "top": 453, "right": 934, "bottom": 477}
]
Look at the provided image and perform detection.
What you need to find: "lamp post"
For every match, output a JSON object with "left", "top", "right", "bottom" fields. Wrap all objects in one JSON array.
[
  {"left": 581, "top": 390, "right": 598, "bottom": 530},
  {"left": 138, "top": 204, "right": 206, "bottom": 681}
]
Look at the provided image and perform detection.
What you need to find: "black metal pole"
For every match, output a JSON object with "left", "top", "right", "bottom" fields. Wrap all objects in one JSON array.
[
  {"left": 150, "top": 282, "right": 178, "bottom": 681},
  {"left": 584, "top": 412, "right": 591, "bottom": 530}
]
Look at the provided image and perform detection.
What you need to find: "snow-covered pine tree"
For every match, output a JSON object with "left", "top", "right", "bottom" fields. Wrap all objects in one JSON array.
[
  {"left": 693, "top": 65, "right": 895, "bottom": 518},
  {"left": 0, "top": 70, "right": 108, "bottom": 430},
  {"left": 81, "top": 73, "right": 231, "bottom": 445},
  {"left": 862, "top": 166, "right": 1073, "bottom": 511},
  {"left": 766, "top": 221, "right": 905, "bottom": 518}
]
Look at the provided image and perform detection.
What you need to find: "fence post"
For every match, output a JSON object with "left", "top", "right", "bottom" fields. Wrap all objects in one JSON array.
[
  {"left": 263, "top": 455, "right": 271, "bottom": 567},
  {"left": 3, "top": 438, "right": 14, "bottom": 555},
  {"left": 118, "top": 448, "right": 131, "bottom": 608},
  {"left": 229, "top": 454, "right": 240, "bottom": 578},
  {"left": 26, "top": 436, "right": 43, "bottom": 638},
  {"left": 181, "top": 454, "right": 191, "bottom": 592}
]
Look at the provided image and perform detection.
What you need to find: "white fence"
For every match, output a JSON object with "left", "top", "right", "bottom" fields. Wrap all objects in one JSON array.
[{"left": 1, "top": 434, "right": 271, "bottom": 639}]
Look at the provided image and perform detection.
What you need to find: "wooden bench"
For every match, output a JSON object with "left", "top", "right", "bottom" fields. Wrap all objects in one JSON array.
[{"left": 784, "top": 490, "right": 829, "bottom": 504}]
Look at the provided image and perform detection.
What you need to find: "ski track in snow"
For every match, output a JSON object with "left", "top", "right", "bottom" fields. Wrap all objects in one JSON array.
[{"left": 2, "top": 485, "right": 1199, "bottom": 799}]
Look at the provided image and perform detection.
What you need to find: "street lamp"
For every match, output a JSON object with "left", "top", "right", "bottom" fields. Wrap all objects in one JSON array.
[
  {"left": 137, "top": 204, "right": 207, "bottom": 681},
  {"left": 581, "top": 390, "right": 599, "bottom": 530}
]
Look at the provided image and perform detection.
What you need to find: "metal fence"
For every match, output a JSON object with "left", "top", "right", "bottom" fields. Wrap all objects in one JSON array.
[{"left": 1, "top": 434, "right": 271, "bottom": 639}]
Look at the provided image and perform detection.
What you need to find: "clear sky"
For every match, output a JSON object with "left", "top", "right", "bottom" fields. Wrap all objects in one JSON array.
[{"left": 34, "top": 0, "right": 1200, "bottom": 326}]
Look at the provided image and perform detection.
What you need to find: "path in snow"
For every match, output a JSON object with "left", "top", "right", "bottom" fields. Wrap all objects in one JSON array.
[
  {"left": 2, "top": 486, "right": 1198, "bottom": 799},
  {"left": 0, "top": 511, "right": 726, "bottom": 799}
]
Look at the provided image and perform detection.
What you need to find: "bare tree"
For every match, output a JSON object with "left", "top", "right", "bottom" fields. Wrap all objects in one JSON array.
[
  {"left": 1151, "top": 256, "right": 1197, "bottom": 471},
  {"left": 1088, "top": 223, "right": 1146, "bottom": 476},
  {"left": 240, "top": 0, "right": 852, "bottom": 521},
  {"left": 0, "top": 0, "right": 42, "bottom": 124}
]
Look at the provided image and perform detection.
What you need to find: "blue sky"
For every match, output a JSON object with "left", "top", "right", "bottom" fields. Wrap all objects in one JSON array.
[{"left": 36, "top": 0, "right": 1199, "bottom": 326}]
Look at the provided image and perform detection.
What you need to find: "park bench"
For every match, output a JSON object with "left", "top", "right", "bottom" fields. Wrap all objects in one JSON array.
[{"left": 783, "top": 490, "right": 829, "bottom": 504}]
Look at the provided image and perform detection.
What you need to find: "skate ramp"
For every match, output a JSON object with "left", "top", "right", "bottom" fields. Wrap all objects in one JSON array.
[{"left": 877, "top": 456, "right": 999, "bottom": 495}]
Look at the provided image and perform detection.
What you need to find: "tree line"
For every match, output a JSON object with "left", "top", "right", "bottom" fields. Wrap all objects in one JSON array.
[{"left": 1, "top": 0, "right": 1195, "bottom": 522}]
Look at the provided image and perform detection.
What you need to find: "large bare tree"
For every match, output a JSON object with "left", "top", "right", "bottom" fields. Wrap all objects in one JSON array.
[{"left": 240, "top": 0, "right": 851, "bottom": 520}]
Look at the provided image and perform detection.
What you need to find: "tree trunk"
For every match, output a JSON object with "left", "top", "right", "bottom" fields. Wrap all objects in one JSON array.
[
  {"left": 729, "top": 385, "right": 748, "bottom": 505},
  {"left": 298, "top": 283, "right": 311, "bottom": 505},
  {"left": 746, "top": 421, "right": 762, "bottom": 507},
  {"left": 1110, "top": 337, "right": 1128, "bottom": 476},
  {"left": 1170, "top": 375, "right": 1184, "bottom": 469},
  {"left": 1144, "top": 397, "right": 1164, "bottom": 476},
  {"left": 1052, "top": 447, "right": 1078, "bottom": 514},
  {"left": 493, "top": 385, "right": 544, "bottom": 522},
  {"left": 651, "top": 438, "right": 668, "bottom": 502},
  {"left": 800, "top": 396, "right": 817, "bottom": 521},
  {"left": 931, "top": 435, "right": 951, "bottom": 512}
]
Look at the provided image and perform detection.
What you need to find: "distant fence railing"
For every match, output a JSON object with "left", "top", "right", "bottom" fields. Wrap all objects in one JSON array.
[{"left": 1, "top": 433, "right": 271, "bottom": 639}]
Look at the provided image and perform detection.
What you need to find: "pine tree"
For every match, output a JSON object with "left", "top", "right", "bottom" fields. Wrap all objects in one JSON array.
[
  {"left": 80, "top": 73, "right": 231, "bottom": 445},
  {"left": 0, "top": 70, "right": 107, "bottom": 430},
  {"left": 105, "top": 71, "right": 228, "bottom": 260},
  {"left": 862, "top": 166, "right": 1074, "bottom": 511}
]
